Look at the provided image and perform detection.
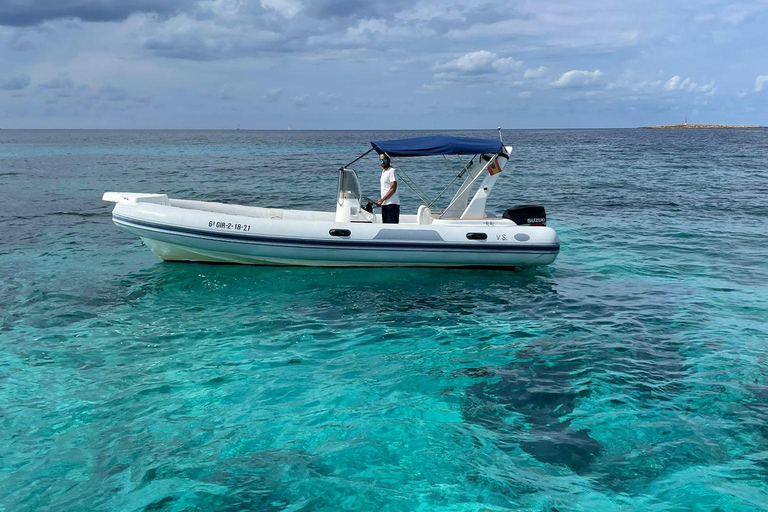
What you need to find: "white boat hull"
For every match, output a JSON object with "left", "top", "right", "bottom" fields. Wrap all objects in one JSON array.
[{"left": 105, "top": 193, "right": 560, "bottom": 268}]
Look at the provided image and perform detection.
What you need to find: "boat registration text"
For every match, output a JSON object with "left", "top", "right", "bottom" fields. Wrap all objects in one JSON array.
[{"left": 208, "top": 220, "right": 251, "bottom": 232}]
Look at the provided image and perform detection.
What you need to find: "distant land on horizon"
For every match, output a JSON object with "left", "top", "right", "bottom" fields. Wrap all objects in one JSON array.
[{"left": 641, "top": 123, "right": 766, "bottom": 129}]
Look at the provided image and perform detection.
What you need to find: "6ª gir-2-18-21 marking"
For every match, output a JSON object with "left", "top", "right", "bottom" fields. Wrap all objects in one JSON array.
[{"left": 208, "top": 220, "right": 251, "bottom": 232}]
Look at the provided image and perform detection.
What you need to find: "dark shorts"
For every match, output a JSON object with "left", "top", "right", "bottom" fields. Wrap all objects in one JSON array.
[{"left": 381, "top": 204, "right": 400, "bottom": 224}]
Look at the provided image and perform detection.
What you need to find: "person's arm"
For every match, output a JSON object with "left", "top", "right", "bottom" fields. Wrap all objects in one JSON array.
[{"left": 377, "top": 181, "right": 397, "bottom": 206}]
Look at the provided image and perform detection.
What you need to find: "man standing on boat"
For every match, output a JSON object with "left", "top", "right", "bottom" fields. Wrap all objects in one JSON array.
[{"left": 376, "top": 154, "right": 400, "bottom": 224}]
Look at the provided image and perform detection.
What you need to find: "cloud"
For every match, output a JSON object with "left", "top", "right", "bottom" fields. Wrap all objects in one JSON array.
[
  {"left": 551, "top": 69, "right": 603, "bottom": 88},
  {"left": 128, "top": 0, "right": 426, "bottom": 61},
  {"left": 141, "top": 12, "right": 285, "bottom": 60},
  {"left": 262, "top": 88, "right": 281, "bottom": 102},
  {"left": 606, "top": 77, "right": 661, "bottom": 93},
  {"left": 303, "top": 0, "right": 412, "bottom": 20},
  {"left": 664, "top": 75, "right": 715, "bottom": 94},
  {"left": 434, "top": 50, "right": 521, "bottom": 75},
  {"left": 347, "top": 17, "right": 388, "bottom": 37},
  {"left": 444, "top": 2, "right": 647, "bottom": 53},
  {"left": 317, "top": 92, "right": 340, "bottom": 105},
  {"left": 416, "top": 83, "right": 443, "bottom": 94},
  {"left": 694, "top": 13, "right": 716, "bottom": 22},
  {"left": 0, "top": 0, "right": 187, "bottom": 27},
  {"left": 523, "top": 66, "right": 548, "bottom": 79},
  {"left": 432, "top": 50, "right": 523, "bottom": 82},
  {"left": 756, "top": 75, "right": 768, "bottom": 92},
  {"left": 494, "top": 56, "right": 523, "bottom": 72},
  {"left": 9, "top": 30, "right": 35, "bottom": 50},
  {"left": 435, "top": 50, "right": 485, "bottom": 73},
  {"left": 694, "top": 83, "right": 715, "bottom": 95},
  {"left": 0, "top": 0, "right": 765, "bottom": 128},
  {"left": 664, "top": 75, "right": 688, "bottom": 91},
  {"left": 722, "top": 3, "right": 767, "bottom": 25},
  {"left": 217, "top": 84, "right": 234, "bottom": 100},
  {"left": 39, "top": 73, "right": 74, "bottom": 89},
  {"left": 305, "top": 16, "right": 422, "bottom": 51},
  {"left": 95, "top": 85, "right": 128, "bottom": 101},
  {"left": 606, "top": 72, "right": 716, "bottom": 101},
  {"left": 260, "top": 0, "right": 301, "bottom": 19},
  {"left": 352, "top": 97, "right": 389, "bottom": 109},
  {"left": 0, "top": 72, "right": 31, "bottom": 90}
]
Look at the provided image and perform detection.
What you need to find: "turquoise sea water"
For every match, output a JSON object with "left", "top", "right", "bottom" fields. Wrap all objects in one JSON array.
[{"left": 1, "top": 129, "right": 767, "bottom": 511}]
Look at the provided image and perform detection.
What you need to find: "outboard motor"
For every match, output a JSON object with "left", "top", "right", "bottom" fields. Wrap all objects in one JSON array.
[{"left": 502, "top": 205, "right": 547, "bottom": 226}]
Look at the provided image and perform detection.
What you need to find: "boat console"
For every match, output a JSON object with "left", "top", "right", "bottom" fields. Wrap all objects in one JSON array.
[{"left": 335, "top": 168, "right": 377, "bottom": 223}]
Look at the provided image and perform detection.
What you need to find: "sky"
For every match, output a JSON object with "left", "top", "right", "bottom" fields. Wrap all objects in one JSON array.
[{"left": 1, "top": 0, "right": 767, "bottom": 129}]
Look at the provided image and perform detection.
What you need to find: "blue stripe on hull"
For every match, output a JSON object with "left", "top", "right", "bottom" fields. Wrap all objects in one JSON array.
[{"left": 113, "top": 214, "right": 560, "bottom": 254}]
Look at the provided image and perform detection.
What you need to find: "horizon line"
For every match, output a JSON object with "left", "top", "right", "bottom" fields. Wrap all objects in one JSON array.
[{"left": 2, "top": 126, "right": 751, "bottom": 131}]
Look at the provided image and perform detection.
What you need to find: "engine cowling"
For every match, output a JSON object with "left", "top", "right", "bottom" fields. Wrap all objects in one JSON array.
[{"left": 502, "top": 205, "right": 546, "bottom": 226}]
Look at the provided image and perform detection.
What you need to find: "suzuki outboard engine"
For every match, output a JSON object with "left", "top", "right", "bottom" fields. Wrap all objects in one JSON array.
[{"left": 502, "top": 205, "right": 546, "bottom": 226}]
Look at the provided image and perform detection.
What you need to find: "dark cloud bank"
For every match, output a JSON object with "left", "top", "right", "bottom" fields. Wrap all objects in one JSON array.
[{"left": 0, "top": 0, "right": 187, "bottom": 26}]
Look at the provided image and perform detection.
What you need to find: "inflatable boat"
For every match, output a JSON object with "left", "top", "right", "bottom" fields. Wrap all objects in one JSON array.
[{"left": 104, "top": 134, "right": 560, "bottom": 268}]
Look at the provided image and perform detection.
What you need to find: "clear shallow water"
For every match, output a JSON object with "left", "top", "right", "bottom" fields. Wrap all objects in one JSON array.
[{"left": 1, "top": 129, "right": 767, "bottom": 511}]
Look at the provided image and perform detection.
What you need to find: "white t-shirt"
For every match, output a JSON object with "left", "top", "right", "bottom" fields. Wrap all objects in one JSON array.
[{"left": 380, "top": 167, "right": 400, "bottom": 206}]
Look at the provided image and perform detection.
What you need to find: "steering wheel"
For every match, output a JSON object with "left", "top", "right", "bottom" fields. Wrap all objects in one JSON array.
[{"left": 361, "top": 196, "right": 378, "bottom": 212}]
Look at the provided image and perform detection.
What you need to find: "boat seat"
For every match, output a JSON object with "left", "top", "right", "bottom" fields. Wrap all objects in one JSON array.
[{"left": 417, "top": 205, "right": 433, "bottom": 225}]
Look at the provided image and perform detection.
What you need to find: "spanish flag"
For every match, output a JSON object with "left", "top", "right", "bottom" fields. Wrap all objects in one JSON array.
[{"left": 487, "top": 156, "right": 502, "bottom": 175}]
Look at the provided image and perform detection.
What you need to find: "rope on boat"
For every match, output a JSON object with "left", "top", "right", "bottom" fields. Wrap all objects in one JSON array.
[
  {"left": 386, "top": 153, "right": 478, "bottom": 209},
  {"left": 385, "top": 153, "right": 433, "bottom": 206},
  {"left": 340, "top": 148, "right": 374, "bottom": 170},
  {"left": 366, "top": 150, "right": 482, "bottom": 210},
  {"left": 439, "top": 154, "right": 496, "bottom": 218},
  {"left": 426, "top": 156, "right": 474, "bottom": 209}
]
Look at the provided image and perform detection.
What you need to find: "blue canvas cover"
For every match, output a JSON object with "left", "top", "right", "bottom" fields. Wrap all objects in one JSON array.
[{"left": 371, "top": 136, "right": 502, "bottom": 157}]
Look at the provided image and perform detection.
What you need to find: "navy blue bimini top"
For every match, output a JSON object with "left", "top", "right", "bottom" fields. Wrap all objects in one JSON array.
[{"left": 371, "top": 136, "right": 502, "bottom": 157}]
